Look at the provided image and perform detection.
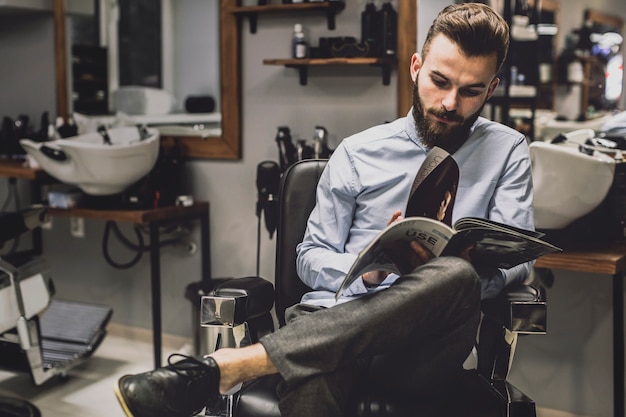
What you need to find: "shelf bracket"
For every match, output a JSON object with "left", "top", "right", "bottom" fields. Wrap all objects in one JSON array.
[
  {"left": 370, "top": 61, "right": 393, "bottom": 85},
  {"left": 380, "top": 62, "right": 392, "bottom": 86},
  {"left": 286, "top": 64, "right": 308, "bottom": 86},
  {"left": 245, "top": 14, "right": 258, "bottom": 34},
  {"left": 326, "top": 9, "right": 336, "bottom": 30}
]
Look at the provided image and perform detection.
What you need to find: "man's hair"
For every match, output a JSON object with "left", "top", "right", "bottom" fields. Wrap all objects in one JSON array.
[{"left": 422, "top": 3, "right": 510, "bottom": 74}]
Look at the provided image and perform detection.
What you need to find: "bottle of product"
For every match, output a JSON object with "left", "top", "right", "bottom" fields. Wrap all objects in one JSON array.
[
  {"left": 292, "top": 23, "right": 308, "bottom": 59},
  {"left": 361, "top": 0, "right": 378, "bottom": 57},
  {"left": 377, "top": 1, "right": 397, "bottom": 57}
]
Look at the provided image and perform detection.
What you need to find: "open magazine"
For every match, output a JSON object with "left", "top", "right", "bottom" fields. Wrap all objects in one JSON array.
[{"left": 335, "top": 147, "right": 561, "bottom": 300}]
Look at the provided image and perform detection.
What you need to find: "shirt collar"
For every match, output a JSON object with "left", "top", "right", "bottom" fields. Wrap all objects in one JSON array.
[{"left": 404, "top": 108, "right": 426, "bottom": 150}]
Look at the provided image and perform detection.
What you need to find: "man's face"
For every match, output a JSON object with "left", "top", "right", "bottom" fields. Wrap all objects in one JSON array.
[{"left": 411, "top": 34, "right": 500, "bottom": 150}]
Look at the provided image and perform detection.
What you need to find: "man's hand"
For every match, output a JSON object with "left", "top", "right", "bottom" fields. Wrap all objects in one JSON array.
[
  {"left": 360, "top": 211, "right": 475, "bottom": 288},
  {"left": 458, "top": 243, "right": 474, "bottom": 263},
  {"left": 362, "top": 210, "right": 405, "bottom": 287}
]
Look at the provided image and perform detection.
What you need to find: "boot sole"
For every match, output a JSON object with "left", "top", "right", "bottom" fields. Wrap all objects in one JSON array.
[{"left": 113, "top": 380, "right": 136, "bottom": 417}]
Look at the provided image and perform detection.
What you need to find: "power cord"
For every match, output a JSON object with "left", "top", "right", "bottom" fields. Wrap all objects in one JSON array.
[{"left": 102, "top": 221, "right": 186, "bottom": 269}]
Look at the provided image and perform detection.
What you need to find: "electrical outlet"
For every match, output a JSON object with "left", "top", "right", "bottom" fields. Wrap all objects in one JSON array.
[{"left": 70, "top": 217, "right": 85, "bottom": 238}]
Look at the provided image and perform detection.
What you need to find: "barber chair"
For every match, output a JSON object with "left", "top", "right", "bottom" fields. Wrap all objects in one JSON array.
[
  {"left": 201, "top": 159, "right": 546, "bottom": 417},
  {"left": 0, "top": 206, "right": 112, "bottom": 385}
]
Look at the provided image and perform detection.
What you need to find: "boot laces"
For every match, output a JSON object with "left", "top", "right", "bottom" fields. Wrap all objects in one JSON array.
[{"left": 167, "top": 353, "right": 211, "bottom": 378}]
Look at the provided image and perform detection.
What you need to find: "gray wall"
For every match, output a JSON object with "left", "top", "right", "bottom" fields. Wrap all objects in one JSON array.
[
  {"left": 0, "top": 12, "right": 56, "bottom": 119},
  {"left": 1, "top": 1, "right": 626, "bottom": 416}
]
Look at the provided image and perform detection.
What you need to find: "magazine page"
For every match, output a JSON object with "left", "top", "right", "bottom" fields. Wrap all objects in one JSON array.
[
  {"left": 336, "top": 243, "right": 401, "bottom": 296},
  {"left": 441, "top": 227, "right": 561, "bottom": 269},
  {"left": 405, "top": 147, "right": 459, "bottom": 226},
  {"left": 335, "top": 217, "right": 455, "bottom": 299},
  {"left": 453, "top": 217, "right": 545, "bottom": 239}
]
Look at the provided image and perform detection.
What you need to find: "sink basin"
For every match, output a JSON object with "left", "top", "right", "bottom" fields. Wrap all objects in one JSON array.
[
  {"left": 20, "top": 126, "right": 160, "bottom": 195},
  {"left": 530, "top": 141, "right": 616, "bottom": 230}
]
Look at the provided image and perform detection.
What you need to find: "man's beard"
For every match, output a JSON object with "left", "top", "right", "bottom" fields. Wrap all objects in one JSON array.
[{"left": 412, "top": 79, "right": 486, "bottom": 153}]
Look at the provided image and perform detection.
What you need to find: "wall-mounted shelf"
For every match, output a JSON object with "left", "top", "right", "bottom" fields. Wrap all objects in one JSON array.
[
  {"left": 263, "top": 57, "right": 395, "bottom": 85},
  {"left": 232, "top": 2, "right": 345, "bottom": 33}
]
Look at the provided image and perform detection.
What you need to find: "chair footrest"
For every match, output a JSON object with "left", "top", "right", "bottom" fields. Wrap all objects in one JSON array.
[
  {"left": 40, "top": 299, "right": 112, "bottom": 368},
  {"left": 482, "top": 285, "right": 547, "bottom": 333},
  {"left": 0, "top": 298, "right": 111, "bottom": 383}
]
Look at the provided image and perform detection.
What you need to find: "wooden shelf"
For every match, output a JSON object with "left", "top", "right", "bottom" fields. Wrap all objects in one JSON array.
[
  {"left": 535, "top": 240, "right": 626, "bottom": 276},
  {"left": 264, "top": 57, "right": 390, "bottom": 65},
  {"left": 263, "top": 57, "right": 396, "bottom": 85},
  {"left": 48, "top": 201, "right": 210, "bottom": 224},
  {"left": 232, "top": 2, "right": 345, "bottom": 33},
  {"left": 0, "top": 161, "right": 51, "bottom": 181}
]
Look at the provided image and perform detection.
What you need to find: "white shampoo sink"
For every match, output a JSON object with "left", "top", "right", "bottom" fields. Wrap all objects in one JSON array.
[
  {"left": 20, "top": 126, "right": 160, "bottom": 195},
  {"left": 530, "top": 141, "right": 616, "bottom": 230}
]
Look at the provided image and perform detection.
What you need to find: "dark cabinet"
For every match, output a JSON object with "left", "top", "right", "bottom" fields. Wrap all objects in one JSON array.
[
  {"left": 71, "top": 45, "right": 108, "bottom": 115},
  {"left": 490, "top": 0, "right": 559, "bottom": 140}
]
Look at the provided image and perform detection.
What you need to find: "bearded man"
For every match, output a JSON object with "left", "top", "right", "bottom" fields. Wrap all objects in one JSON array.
[{"left": 114, "top": 3, "right": 534, "bottom": 417}]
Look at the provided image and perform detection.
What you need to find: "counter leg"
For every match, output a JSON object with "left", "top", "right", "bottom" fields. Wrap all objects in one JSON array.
[
  {"left": 150, "top": 222, "right": 162, "bottom": 369},
  {"left": 614, "top": 272, "right": 625, "bottom": 417},
  {"left": 200, "top": 209, "right": 211, "bottom": 283}
]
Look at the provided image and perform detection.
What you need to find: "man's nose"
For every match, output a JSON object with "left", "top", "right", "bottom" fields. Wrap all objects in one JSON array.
[{"left": 441, "top": 90, "right": 458, "bottom": 112}]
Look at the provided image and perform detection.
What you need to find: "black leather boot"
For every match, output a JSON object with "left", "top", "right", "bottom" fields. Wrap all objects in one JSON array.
[{"left": 114, "top": 354, "right": 220, "bottom": 417}]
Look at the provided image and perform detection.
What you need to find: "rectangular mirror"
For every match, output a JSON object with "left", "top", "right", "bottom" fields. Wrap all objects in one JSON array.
[{"left": 53, "top": 0, "right": 241, "bottom": 160}]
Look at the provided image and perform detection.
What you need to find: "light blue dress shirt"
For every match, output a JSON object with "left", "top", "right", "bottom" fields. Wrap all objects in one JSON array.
[{"left": 296, "top": 112, "right": 535, "bottom": 307}]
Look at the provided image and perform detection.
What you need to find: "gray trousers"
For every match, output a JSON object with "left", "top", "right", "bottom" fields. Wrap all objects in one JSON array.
[{"left": 259, "top": 256, "right": 481, "bottom": 417}]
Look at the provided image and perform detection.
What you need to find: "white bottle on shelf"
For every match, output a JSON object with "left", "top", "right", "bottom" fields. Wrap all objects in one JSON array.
[{"left": 292, "top": 23, "right": 308, "bottom": 59}]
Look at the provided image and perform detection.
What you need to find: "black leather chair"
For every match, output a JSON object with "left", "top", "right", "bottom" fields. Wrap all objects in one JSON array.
[{"left": 202, "top": 159, "right": 546, "bottom": 417}]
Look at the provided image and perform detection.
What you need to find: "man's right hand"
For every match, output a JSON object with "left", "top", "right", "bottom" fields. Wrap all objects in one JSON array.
[{"left": 362, "top": 210, "right": 404, "bottom": 287}]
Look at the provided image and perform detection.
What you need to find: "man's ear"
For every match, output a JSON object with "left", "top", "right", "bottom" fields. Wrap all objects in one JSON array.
[
  {"left": 410, "top": 53, "right": 422, "bottom": 82},
  {"left": 486, "top": 77, "right": 500, "bottom": 100}
]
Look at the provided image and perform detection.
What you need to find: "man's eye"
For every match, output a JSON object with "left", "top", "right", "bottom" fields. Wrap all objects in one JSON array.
[
  {"left": 462, "top": 90, "right": 481, "bottom": 97},
  {"left": 432, "top": 78, "right": 447, "bottom": 87}
]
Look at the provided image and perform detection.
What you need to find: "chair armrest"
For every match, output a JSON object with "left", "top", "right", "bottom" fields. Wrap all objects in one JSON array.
[
  {"left": 201, "top": 277, "right": 274, "bottom": 327},
  {"left": 481, "top": 284, "right": 546, "bottom": 334}
]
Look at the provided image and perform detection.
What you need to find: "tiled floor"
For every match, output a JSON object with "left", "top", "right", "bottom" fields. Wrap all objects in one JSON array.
[
  {"left": 0, "top": 323, "right": 194, "bottom": 417},
  {"left": 0, "top": 323, "right": 589, "bottom": 417}
]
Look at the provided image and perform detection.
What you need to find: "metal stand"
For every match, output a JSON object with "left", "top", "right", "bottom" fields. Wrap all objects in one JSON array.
[{"left": 200, "top": 293, "right": 254, "bottom": 417}]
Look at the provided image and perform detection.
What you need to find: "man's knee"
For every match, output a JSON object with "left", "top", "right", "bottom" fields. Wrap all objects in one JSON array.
[
  {"left": 421, "top": 256, "right": 481, "bottom": 300},
  {"left": 440, "top": 256, "right": 480, "bottom": 286}
]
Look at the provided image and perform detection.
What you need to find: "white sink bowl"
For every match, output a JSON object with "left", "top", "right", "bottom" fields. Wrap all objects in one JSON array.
[
  {"left": 530, "top": 141, "right": 616, "bottom": 230},
  {"left": 20, "top": 126, "right": 160, "bottom": 196}
]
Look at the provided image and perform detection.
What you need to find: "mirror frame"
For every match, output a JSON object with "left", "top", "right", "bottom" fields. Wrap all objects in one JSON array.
[
  {"left": 397, "top": 1, "right": 417, "bottom": 117},
  {"left": 54, "top": 0, "right": 69, "bottom": 122},
  {"left": 163, "top": 0, "right": 241, "bottom": 159},
  {"left": 54, "top": 0, "right": 415, "bottom": 160}
]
